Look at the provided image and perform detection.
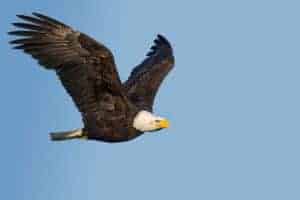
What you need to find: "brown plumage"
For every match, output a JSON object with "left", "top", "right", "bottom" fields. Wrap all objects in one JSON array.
[{"left": 8, "top": 13, "right": 174, "bottom": 143}]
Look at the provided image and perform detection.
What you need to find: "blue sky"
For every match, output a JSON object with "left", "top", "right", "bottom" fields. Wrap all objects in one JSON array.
[{"left": 1, "top": 0, "right": 300, "bottom": 199}]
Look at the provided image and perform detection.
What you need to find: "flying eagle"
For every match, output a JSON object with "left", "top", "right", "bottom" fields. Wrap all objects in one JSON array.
[{"left": 9, "top": 13, "right": 174, "bottom": 143}]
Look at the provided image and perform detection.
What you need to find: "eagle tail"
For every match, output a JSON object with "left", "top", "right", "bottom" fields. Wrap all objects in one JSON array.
[{"left": 49, "top": 129, "right": 87, "bottom": 141}]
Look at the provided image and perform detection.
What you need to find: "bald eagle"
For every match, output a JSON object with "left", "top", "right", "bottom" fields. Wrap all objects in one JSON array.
[{"left": 8, "top": 13, "right": 174, "bottom": 143}]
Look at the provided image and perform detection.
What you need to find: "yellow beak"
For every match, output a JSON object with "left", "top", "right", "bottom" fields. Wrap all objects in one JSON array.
[{"left": 158, "top": 119, "right": 170, "bottom": 128}]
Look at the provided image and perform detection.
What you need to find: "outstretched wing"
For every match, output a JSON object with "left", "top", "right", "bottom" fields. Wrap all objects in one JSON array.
[
  {"left": 9, "top": 13, "right": 128, "bottom": 121},
  {"left": 124, "top": 34, "right": 174, "bottom": 111}
]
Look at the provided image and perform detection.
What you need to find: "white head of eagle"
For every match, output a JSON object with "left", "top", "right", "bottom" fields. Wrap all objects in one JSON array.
[{"left": 133, "top": 111, "right": 170, "bottom": 132}]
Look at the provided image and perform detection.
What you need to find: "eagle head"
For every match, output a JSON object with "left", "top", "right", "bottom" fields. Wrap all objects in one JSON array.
[{"left": 133, "top": 110, "right": 170, "bottom": 132}]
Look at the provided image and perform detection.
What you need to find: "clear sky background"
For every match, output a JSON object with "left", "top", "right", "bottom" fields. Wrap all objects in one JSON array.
[{"left": 1, "top": 0, "right": 300, "bottom": 199}]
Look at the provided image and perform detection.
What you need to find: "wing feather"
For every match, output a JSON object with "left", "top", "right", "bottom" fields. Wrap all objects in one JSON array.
[
  {"left": 124, "top": 34, "right": 174, "bottom": 110},
  {"left": 9, "top": 13, "right": 126, "bottom": 118}
]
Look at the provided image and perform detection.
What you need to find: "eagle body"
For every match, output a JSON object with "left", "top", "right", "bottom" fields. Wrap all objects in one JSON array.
[{"left": 9, "top": 13, "right": 174, "bottom": 143}]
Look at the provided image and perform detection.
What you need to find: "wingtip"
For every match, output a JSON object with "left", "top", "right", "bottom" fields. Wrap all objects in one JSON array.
[
  {"left": 146, "top": 34, "right": 173, "bottom": 57},
  {"left": 156, "top": 34, "right": 172, "bottom": 46},
  {"left": 15, "top": 14, "right": 39, "bottom": 24},
  {"left": 8, "top": 39, "right": 15, "bottom": 44},
  {"left": 32, "top": 12, "right": 42, "bottom": 17},
  {"left": 16, "top": 14, "right": 23, "bottom": 18},
  {"left": 7, "top": 31, "right": 15, "bottom": 35},
  {"left": 9, "top": 39, "right": 24, "bottom": 45},
  {"left": 31, "top": 12, "right": 70, "bottom": 28},
  {"left": 157, "top": 33, "right": 166, "bottom": 40},
  {"left": 11, "top": 22, "right": 23, "bottom": 28},
  {"left": 32, "top": 12, "right": 48, "bottom": 19},
  {"left": 16, "top": 13, "right": 28, "bottom": 18}
]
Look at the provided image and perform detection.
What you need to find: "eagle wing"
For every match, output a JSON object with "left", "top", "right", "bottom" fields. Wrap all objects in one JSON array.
[
  {"left": 124, "top": 35, "right": 174, "bottom": 111},
  {"left": 9, "top": 13, "right": 129, "bottom": 125}
]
